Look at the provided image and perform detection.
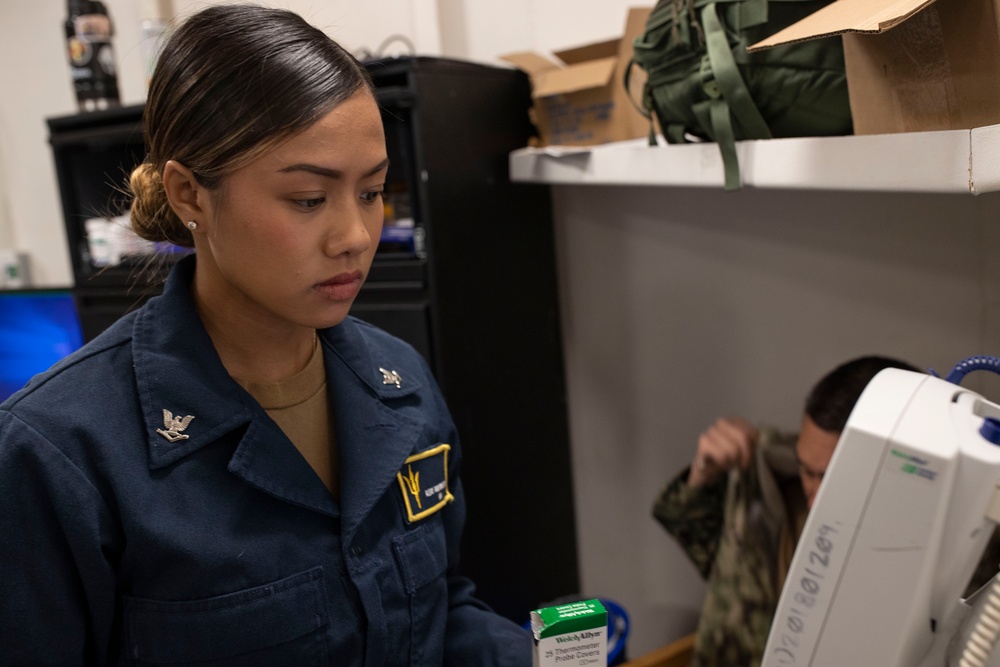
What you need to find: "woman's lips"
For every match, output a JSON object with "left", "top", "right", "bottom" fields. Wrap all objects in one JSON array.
[{"left": 315, "top": 270, "right": 363, "bottom": 300}]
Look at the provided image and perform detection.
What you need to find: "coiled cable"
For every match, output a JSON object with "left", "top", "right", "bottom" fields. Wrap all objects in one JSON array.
[
  {"left": 945, "top": 356, "right": 1000, "bottom": 386},
  {"left": 959, "top": 572, "right": 1000, "bottom": 667}
]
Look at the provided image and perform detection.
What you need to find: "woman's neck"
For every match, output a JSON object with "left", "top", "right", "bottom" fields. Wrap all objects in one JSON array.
[
  {"left": 209, "top": 322, "right": 317, "bottom": 385},
  {"left": 191, "top": 275, "right": 317, "bottom": 385}
]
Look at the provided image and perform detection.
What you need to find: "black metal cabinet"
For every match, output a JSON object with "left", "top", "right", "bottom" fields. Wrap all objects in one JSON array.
[
  {"left": 47, "top": 103, "right": 175, "bottom": 341},
  {"left": 366, "top": 58, "right": 579, "bottom": 621},
  {"left": 47, "top": 56, "right": 578, "bottom": 622}
]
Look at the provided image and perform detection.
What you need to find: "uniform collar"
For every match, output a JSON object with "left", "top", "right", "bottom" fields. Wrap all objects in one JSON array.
[
  {"left": 756, "top": 427, "right": 803, "bottom": 536},
  {"left": 134, "top": 255, "right": 255, "bottom": 469},
  {"left": 133, "top": 255, "right": 430, "bottom": 533},
  {"left": 321, "top": 320, "right": 428, "bottom": 536}
]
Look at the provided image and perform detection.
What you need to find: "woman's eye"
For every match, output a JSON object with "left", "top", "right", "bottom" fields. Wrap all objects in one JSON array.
[
  {"left": 361, "top": 190, "right": 383, "bottom": 204},
  {"left": 293, "top": 197, "right": 325, "bottom": 210}
]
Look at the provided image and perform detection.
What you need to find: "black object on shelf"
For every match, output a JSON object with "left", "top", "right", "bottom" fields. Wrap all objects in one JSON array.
[
  {"left": 47, "top": 56, "right": 578, "bottom": 623},
  {"left": 65, "top": 0, "right": 121, "bottom": 111}
]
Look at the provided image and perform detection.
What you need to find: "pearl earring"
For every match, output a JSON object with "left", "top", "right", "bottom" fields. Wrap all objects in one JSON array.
[{"left": 186, "top": 220, "right": 198, "bottom": 231}]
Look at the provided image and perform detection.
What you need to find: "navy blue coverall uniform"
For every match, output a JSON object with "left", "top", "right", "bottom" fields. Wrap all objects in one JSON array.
[{"left": 0, "top": 255, "right": 532, "bottom": 666}]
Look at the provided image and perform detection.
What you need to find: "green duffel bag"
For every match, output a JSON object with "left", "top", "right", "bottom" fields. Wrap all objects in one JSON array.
[{"left": 630, "top": 0, "right": 852, "bottom": 190}]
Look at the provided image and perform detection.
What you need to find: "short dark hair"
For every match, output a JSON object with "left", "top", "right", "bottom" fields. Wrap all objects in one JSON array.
[{"left": 805, "top": 356, "right": 920, "bottom": 433}]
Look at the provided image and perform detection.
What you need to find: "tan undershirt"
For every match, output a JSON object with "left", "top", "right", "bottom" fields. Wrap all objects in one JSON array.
[{"left": 234, "top": 338, "right": 339, "bottom": 498}]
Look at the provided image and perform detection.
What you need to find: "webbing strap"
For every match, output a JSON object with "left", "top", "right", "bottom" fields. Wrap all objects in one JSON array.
[
  {"left": 702, "top": 1, "right": 772, "bottom": 189},
  {"left": 623, "top": 58, "right": 659, "bottom": 146},
  {"left": 666, "top": 124, "right": 687, "bottom": 143},
  {"left": 702, "top": 2, "right": 771, "bottom": 140},
  {"left": 623, "top": 59, "right": 651, "bottom": 121},
  {"left": 709, "top": 98, "right": 741, "bottom": 190}
]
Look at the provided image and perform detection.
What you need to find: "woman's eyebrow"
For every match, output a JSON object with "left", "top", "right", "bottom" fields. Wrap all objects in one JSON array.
[{"left": 278, "top": 158, "right": 390, "bottom": 179}]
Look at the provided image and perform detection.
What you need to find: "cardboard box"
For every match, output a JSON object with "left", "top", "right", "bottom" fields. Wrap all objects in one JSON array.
[
  {"left": 502, "top": 7, "right": 652, "bottom": 146},
  {"left": 530, "top": 599, "right": 607, "bottom": 667},
  {"left": 749, "top": 0, "right": 1000, "bottom": 135}
]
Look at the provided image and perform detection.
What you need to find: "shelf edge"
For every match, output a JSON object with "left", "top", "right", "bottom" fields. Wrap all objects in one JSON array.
[{"left": 510, "top": 126, "right": 1000, "bottom": 195}]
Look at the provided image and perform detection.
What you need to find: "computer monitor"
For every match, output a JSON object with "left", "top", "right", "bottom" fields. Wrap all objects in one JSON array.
[
  {"left": 0, "top": 289, "right": 85, "bottom": 402},
  {"left": 763, "top": 368, "right": 1000, "bottom": 666}
]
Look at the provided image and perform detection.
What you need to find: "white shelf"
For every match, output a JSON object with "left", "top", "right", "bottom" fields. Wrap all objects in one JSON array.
[{"left": 509, "top": 124, "right": 1000, "bottom": 194}]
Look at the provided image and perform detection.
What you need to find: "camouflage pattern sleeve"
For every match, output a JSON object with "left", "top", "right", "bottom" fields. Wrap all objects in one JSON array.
[
  {"left": 653, "top": 429, "right": 800, "bottom": 667},
  {"left": 652, "top": 467, "right": 727, "bottom": 579}
]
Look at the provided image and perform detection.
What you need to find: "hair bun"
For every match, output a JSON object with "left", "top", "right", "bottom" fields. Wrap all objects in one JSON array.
[{"left": 128, "top": 161, "right": 191, "bottom": 246}]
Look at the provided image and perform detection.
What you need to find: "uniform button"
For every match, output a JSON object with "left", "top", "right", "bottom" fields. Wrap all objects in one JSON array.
[{"left": 351, "top": 545, "right": 363, "bottom": 556}]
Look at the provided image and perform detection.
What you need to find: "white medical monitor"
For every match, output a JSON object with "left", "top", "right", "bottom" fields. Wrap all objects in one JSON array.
[{"left": 763, "top": 368, "right": 1000, "bottom": 667}]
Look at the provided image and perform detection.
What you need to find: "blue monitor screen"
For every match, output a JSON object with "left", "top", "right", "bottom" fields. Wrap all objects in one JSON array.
[{"left": 0, "top": 290, "right": 85, "bottom": 401}]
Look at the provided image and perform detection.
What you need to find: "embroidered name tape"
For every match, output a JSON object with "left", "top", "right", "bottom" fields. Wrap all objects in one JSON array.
[{"left": 396, "top": 443, "right": 454, "bottom": 523}]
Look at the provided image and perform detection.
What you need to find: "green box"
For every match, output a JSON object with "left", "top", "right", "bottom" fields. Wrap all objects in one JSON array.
[{"left": 531, "top": 599, "right": 607, "bottom": 666}]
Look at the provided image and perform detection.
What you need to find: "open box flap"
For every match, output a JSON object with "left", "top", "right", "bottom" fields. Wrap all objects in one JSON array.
[
  {"left": 531, "top": 56, "right": 619, "bottom": 98},
  {"left": 499, "top": 51, "right": 561, "bottom": 76},
  {"left": 553, "top": 38, "right": 621, "bottom": 65},
  {"left": 748, "top": 0, "right": 938, "bottom": 51}
]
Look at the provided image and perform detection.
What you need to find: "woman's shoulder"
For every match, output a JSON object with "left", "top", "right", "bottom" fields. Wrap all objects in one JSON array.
[
  {"left": 345, "top": 316, "right": 420, "bottom": 354},
  {"left": 331, "top": 316, "right": 433, "bottom": 380},
  {"left": 325, "top": 317, "right": 450, "bottom": 426},
  {"left": 1, "top": 312, "right": 138, "bottom": 418}
]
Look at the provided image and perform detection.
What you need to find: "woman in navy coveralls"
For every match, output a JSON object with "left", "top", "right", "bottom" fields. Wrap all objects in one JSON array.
[{"left": 0, "top": 5, "right": 531, "bottom": 665}]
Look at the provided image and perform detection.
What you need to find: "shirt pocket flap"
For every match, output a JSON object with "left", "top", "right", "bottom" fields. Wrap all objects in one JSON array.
[
  {"left": 393, "top": 521, "right": 448, "bottom": 593},
  {"left": 125, "top": 567, "right": 327, "bottom": 663}
]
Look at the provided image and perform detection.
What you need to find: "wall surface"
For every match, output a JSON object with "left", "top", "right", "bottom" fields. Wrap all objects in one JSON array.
[
  {"left": 0, "top": 139, "right": 12, "bottom": 249},
  {"left": 552, "top": 184, "right": 1000, "bottom": 655}
]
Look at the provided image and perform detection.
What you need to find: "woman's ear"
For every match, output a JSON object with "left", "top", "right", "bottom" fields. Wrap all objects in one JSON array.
[{"left": 162, "top": 160, "right": 209, "bottom": 226}]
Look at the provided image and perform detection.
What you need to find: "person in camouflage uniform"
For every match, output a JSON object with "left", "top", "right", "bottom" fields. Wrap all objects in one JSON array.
[
  {"left": 654, "top": 422, "right": 804, "bottom": 667},
  {"left": 653, "top": 356, "right": 920, "bottom": 667}
]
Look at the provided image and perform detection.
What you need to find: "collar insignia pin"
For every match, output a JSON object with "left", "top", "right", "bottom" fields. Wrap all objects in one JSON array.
[
  {"left": 379, "top": 367, "right": 402, "bottom": 389},
  {"left": 157, "top": 409, "right": 195, "bottom": 443}
]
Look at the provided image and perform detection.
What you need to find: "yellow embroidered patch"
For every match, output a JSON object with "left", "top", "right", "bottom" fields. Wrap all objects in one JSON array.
[{"left": 396, "top": 443, "right": 454, "bottom": 523}]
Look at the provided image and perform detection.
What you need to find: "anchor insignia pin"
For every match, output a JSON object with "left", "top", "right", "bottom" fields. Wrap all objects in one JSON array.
[
  {"left": 379, "top": 367, "right": 402, "bottom": 388},
  {"left": 157, "top": 409, "right": 195, "bottom": 442}
]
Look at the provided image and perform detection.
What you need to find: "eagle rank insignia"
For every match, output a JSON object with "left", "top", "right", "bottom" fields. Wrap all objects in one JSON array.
[{"left": 157, "top": 409, "right": 195, "bottom": 443}]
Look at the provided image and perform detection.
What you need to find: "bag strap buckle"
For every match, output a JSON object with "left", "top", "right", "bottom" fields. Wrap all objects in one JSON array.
[{"left": 699, "top": 55, "right": 721, "bottom": 100}]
